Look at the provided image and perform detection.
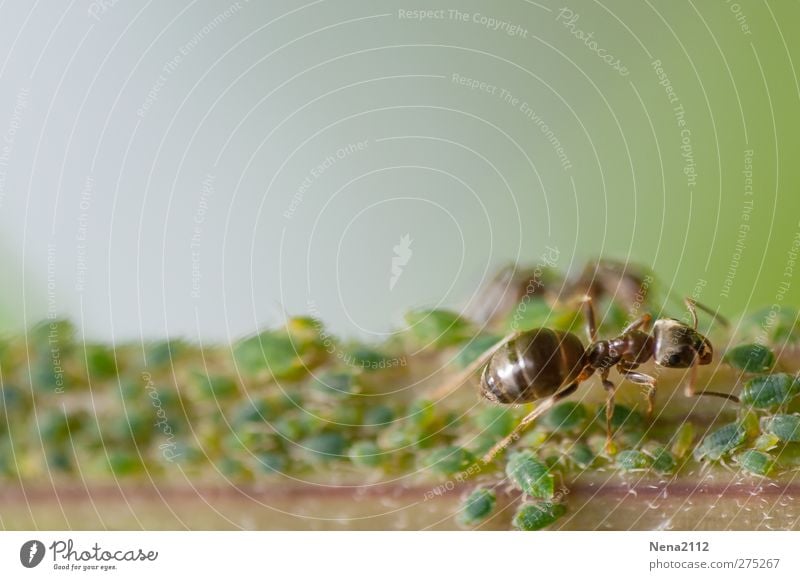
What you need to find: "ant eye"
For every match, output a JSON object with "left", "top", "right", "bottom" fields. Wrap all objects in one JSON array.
[{"left": 667, "top": 353, "right": 682, "bottom": 366}]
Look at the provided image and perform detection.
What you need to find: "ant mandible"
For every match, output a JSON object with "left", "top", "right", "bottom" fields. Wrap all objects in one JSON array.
[{"left": 435, "top": 297, "right": 738, "bottom": 464}]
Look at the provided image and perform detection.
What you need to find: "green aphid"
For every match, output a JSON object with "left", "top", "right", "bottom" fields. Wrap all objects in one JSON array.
[
  {"left": 143, "top": 339, "right": 184, "bottom": 368},
  {"left": 646, "top": 446, "right": 677, "bottom": 474},
  {"left": 273, "top": 415, "right": 311, "bottom": 441},
  {"left": 616, "top": 449, "right": 652, "bottom": 471},
  {"left": 217, "top": 456, "right": 250, "bottom": 477},
  {"left": 735, "top": 449, "right": 773, "bottom": 476},
  {"left": 458, "top": 488, "right": 496, "bottom": 526},
  {"left": 330, "top": 405, "right": 362, "bottom": 427},
  {"left": 595, "top": 404, "right": 645, "bottom": 432},
  {"left": 404, "top": 309, "right": 472, "bottom": 348},
  {"left": 739, "top": 409, "right": 761, "bottom": 439},
  {"left": 348, "top": 441, "right": 383, "bottom": 468},
  {"left": 363, "top": 405, "right": 395, "bottom": 428},
  {"left": 285, "top": 316, "right": 325, "bottom": 342},
  {"left": 469, "top": 433, "right": 500, "bottom": 456},
  {"left": 569, "top": 442, "right": 595, "bottom": 468},
  {"left": 312, "top": 370, "right": 358, "bottom": 398},
  {"left": 234, "top": 328, "right": 325, "bottom": 380},
  {"left": 407, "top": 399, "right": 437, "bottom": 430},
  {"left": 723, "top": 344, "right": 775, "bottom": 373},
  {"left": 231, "top": 398, "right": 278, "bottom": 425},
  {"left": 425, "top": 446, "right": 475, "bottom": 475},
  {"left": 0, "top": 383, "right": 25, "bottom": 413},
  {"left": 740, "top": 373, "right": 800, "bottom": 409},
  {"left": 113, "top": 410, "right": 155, "bottom": 445},
  {"left": 193, "top": 372, "right": 239, "bottom": 399},
  {"left": 455, "top": 335, "right": 503, "bottom": 369},
  {"left": 475, "top": 406, "right": 514, "bottom": 438},
  {"left": 300, "top": 432, "right": 348, "bottom": 461},
  {"left": 35, "top": 410, "right": 84, "bottom": 443},
  {"left": 164, "top": 440, "right": 198, "bottom": 464},
  {"left": 228, "top": 427, "right": 281, "bottom": 454},
  {"left": 761, "top": 414, "right": 800, "bottom": 442},
  {"left": 29, "top": 319, "right": 75, "bottom": 357},
  {"left": 512, "top": 502, "right": 566, "bottom": 531},
  {"left": 0, "top": 444, "right": 16, "bottom": 476},
  {"left": 693, "top": 423, "right": 746, "bottom": 461},
  {"left": 82, "top": 344, "right": 118, "bottom": 379},
  {"left": 32, "top": 353, "right": 66, "bottom": 393},
  {"left": 106, "top": 452, "right": 141, "bottom": 476},
  {"left": 505, "top": 451, "right": 554, "bottom": 499},
  {"left": 346, "top": 347, "right": 394, "bottom": 372},
  {"left": 519, "top": 429, "right": 550, "bottom": 449},
  {"left": 47, "top": 449, "right": 73, "bottom": 472},
  {"left": 254, "top": 452, "right": 287, "bottom": 474},
  {"left": 542, "top": 401, "right": 587, "bottom": 432},
  {"left": 378, "top": 427, "right": 414, "bottom": 451},
  {"left": 670, "top": 422, "right": 695, "bottom": 459},
  {"left": 754, "top": 433, "right": 780, "bottom": 452}
]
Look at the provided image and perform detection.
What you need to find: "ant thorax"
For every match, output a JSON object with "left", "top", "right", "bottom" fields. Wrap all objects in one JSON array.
[
  {"left": 585, "top": 340, "right": 619, "bottom": 370},
  {"left": 586, "top": 330, "right": 653, "bottom": 371}
]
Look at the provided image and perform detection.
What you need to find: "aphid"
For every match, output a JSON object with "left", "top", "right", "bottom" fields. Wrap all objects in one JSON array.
[
  {"left": 670, "top": 422, "right": 695, "bottom": 459},
  {"left": 458, "top": 487, "right": 497, "bottom": 526},
  {"left": 569, "top": 442, "right": 595, "bottom": 468},
  {"left": 348, "top": 441, "right": 383, "bottom": 467},
  {"left": 505, "top": 451, "right": 554, "bottom": 499},
  {"left": 541, "top": 401, "right": 587, "bottom": 432},
  {"left": 435, "top": 297, "right": 737, "bottom": 463},
  {"left": 761, "top": 414, "right": 800, "bottom": 442},
  {"left": 740, "top": 373, "right": 800, "bottom": 409},
  {"left": 512, "top": 502, "right": 566, "bottom": 531},
  {"left": 723, "top": 343, "right": 775, "bottom": 373},
  {"left": 425, "top": 446, "right": 475, "bottom": 475},
  {"left": 735, "top": 449, "right": 773, "bottom": 476},
  {"left": 616, "top": 449, "right": 652, "bottom": 471},
  {"left": 647, "top": 446, "right": 677, "bottom": 473},
  {"left": 693, "top": 422, "right": 746, "bottom": 461}
]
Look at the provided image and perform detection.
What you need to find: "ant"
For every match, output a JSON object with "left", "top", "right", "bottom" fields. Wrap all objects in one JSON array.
[
  {"left": 466, "top": 263, "right": 563, "bottom": 326},
  {"left": 467, "top": 259, "right": 655, "bottom": 329},
  {"left": 566, "top": 258, "right": 654, "bottom": 310},
  {"left": 435, "top": 297, "right": 738, "bottom": 464}
]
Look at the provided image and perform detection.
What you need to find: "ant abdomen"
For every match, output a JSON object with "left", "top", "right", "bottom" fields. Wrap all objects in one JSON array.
[{"left": 480, "top": 329, "right": 586, "bottom": 404}]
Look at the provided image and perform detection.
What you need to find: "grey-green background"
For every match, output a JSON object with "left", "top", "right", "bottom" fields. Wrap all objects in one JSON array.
[{"left": 0, "top": 0, "right": 797, "bottom": 342}]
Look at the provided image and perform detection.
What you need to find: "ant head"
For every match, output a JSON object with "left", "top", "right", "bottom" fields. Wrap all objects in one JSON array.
[{"left": 653, "top": 319, "right": 714, "bottom": 368}]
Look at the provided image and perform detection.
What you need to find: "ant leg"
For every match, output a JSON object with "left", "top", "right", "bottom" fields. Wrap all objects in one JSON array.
[
  {"left": 581, "top": 295, "right": 598, "bottom": 343},
  {"left": 683, "top": 358, "right": 740, "bottom": 403},
  {"left": 622, "top": 312, "right": 652, "bottom": 334},
  {"left": 685, "top": 298, "right": 729, "bottom": 330},
  {"left": 601, "top": 372, "right": 616, "bottom": 453},
  {"left": 431, "top": 332, "right": 519, "bottom": 400},
  {"left": 481, "top": 383, "right": 579, "bottom": 464},
  {"left": 620, "top": 370, "right": 657, "bottom": 418}
]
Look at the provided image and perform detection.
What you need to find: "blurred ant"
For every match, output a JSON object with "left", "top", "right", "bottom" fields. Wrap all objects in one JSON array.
[
  {"left": 436, "top": 296, "right": 737, "bottom": 463},
  {"left": 467, "top": 259, "right": 655, "bottom": 329},
  {"left": 566, "top": 258, "right": 654, "bottom": 311},
  {"left": 466, "top": 262, "right": 562, "bottom": 326}
]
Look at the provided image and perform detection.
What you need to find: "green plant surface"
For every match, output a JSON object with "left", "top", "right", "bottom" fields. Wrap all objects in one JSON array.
[{"left": 2, "top": 294, "right": 800, "bottom": 531}]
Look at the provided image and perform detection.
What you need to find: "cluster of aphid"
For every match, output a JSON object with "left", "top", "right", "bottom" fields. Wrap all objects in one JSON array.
[
  {"left": 0, "top": 260, "right": 797, "bottom": 531},
  {"left": 447, "top": 263, "right": 800, "bottom": 529}
]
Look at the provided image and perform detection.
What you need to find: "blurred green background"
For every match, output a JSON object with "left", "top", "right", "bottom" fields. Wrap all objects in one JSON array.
[{"left": 0, "top": 0, "right": 797, "bottom": 342}]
